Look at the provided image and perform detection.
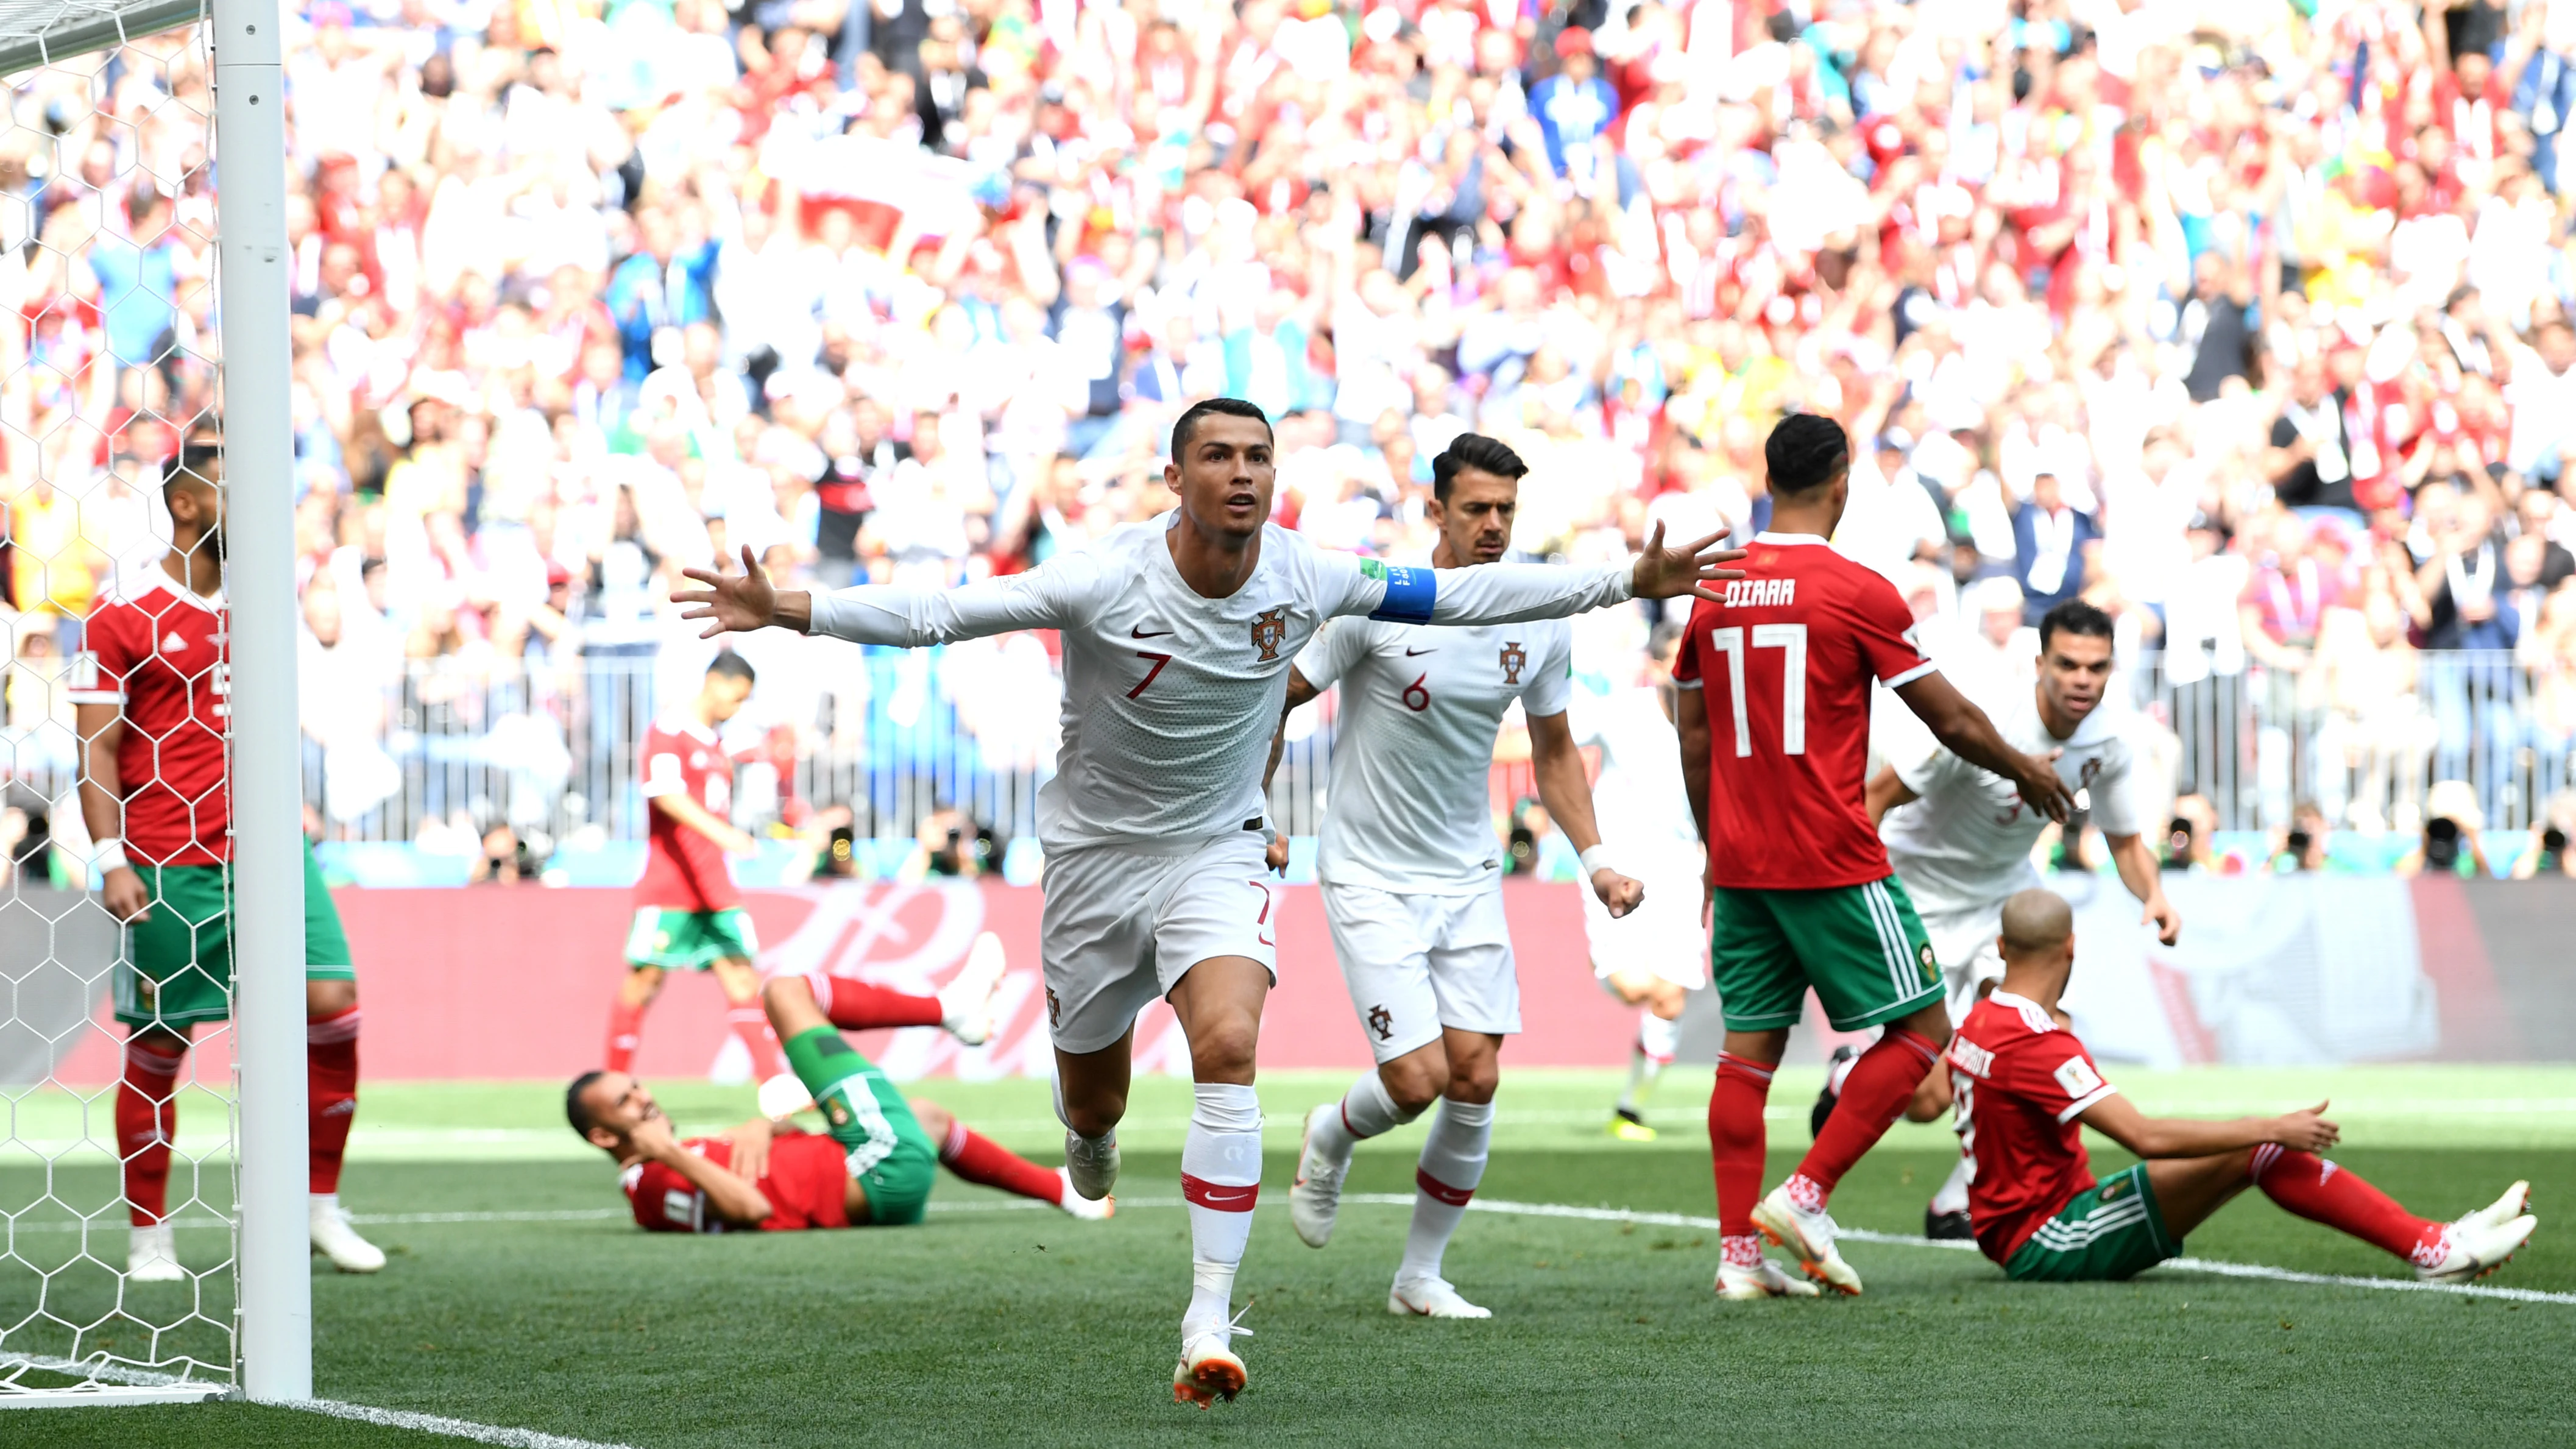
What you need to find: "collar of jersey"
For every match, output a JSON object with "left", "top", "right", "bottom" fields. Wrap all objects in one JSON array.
[
  {"left": 138, "top": 572, "right": 225, "bottom": 612},
  {"left": 658, "top": 714, "right": 718, "bottom": 743},
  {"left": 1752, "top": 531, "right": 1830, "bottom": 546},
  {"left": 1988, "top": 989, "right": 2047, "bottom": 1013}
]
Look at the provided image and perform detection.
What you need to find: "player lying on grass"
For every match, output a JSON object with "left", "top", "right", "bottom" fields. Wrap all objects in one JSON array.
[
  {"left": 677, "top": 395, "right": 1744, "bottom": 1406},
  {"left": 1944, "top": 889, "right": 2535, "bottom": 1285},
  {"left": 569, "top": 974, "right": 1108, "bottom": 1230},
  {"left": 1273, "top": 433, "right": 1649, "bottom": 1320}
]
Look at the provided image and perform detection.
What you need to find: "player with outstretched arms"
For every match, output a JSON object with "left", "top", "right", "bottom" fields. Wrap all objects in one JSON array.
[
  {"left": 674, "top": 397, "right": 1744, "bottom": 1403},
  {"left": 70, "top": 440, "right": 385, "bottom": 1280},
  {"left": 1829, "top": 598, "right": 2181, "bottom": 1239},
  {"left": 1271, "top": 434, "right": 1647, "bottom": 1319},
  {"left": 1571, "top": 622, "right": 1707, "bottom": 1142},
  {"left": 1951, "top": 890, "right": 2534, "bottom": 1284},
  {"left": 1676, "top": 414, "right": 2073, "bottom": 1300},
  {"left": 570, "top": 971, "right": 1107, "bottom": 1231}
]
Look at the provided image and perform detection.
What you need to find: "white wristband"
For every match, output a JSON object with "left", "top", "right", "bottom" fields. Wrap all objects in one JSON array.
[
  {"left": 1579, "top": 845, "right": 1618, "bottom": 878},
  {"left": 91, "top": 838, "right": 129, "bottom": 876}
]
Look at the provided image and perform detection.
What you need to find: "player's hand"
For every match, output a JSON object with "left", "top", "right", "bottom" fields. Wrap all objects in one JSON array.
[
  {"left": 628, "top": 1113, "right": 680, "bottom": 1161},
  {"left": 717, "top": 825, "right": 762, "bottom": 856},
  {"left": 2142, "top": 894, "right": 2181, "bottom": 948},
  {"left": 1627, "top": 521, "right": 1749, "bottom": 603},
  {"left": 1265, "top": 835, "right": 1289, "bottom": 873},
  {"left": 1592, "top": 868, "right": 1643, "bottom": 918},
  {"left": 676, "top": 545, "right": 779, "bottom": 638},
  {"left": 2271, "top": 1101, "right": 2340, "bottom": 1153},
  {"left": 2014, "top": 748, "right": 2076, "bottom": 824},
  {"left": 726, "top": 1117, "right": 773, "bottom": 1184},
  {"left": 100, "top": 866, "right": 150, "bottom": 923}
]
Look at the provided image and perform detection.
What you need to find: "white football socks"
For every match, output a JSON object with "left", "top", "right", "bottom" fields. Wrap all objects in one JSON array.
[
  {"left": 1618, "top": 1013, "right": 1679, "bottom": 1114},
  {"left": 1397, "top": 1096, "right": 1492, "bottom": 1288},
  {"left": 1181, "top": 1082, "right": 1263, "bottom": 1339},
  {"left": 1309, "top": 1069, "right": 1419, "bottom": 1166},
  {"left": 1931, "top": 1152, "right": 1973, "bottom": 1216}
]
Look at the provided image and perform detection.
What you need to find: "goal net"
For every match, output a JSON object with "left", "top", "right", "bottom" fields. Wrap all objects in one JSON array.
[{"left": 0, "top": 1, "right": 238, "bottom": 1406}]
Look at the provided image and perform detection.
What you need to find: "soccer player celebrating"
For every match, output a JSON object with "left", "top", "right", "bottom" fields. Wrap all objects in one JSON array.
[
  {"left": 571, "top": 972, "right": 1109, "bottom": 1231},
  {"left": 1679, "top": 414, "right": 2072, "bottom": 1300},
  {"left": 1274, "top": 434, "right": 1647, "bottom": 1320},
  {"left": 1847, "top": 598, "right": 2181, "bottom": 1239},
  {"left": 1950, "top": 890, "right": 2535, "bottom": 1284},
  {"left": 71, "top": 441, "right": 384, "bottom": 1280},
  {"left": 676, "top": 397, "right": 1743, "bottom": 1404},
  {"left": 1573, "top": 622, "right": 1707, "bottom": 1143},
  {"left": 606, "top": 652, "right": 771, "bottom": 1077}
]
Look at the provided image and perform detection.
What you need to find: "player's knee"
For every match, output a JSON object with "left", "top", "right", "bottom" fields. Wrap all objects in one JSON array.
[
  {"left": 1059, "top": 1090, "right": 1125, "bottom": 1139},
  {"left": 762, "top": 972, "right": 816, "bottom": 1018},
  {"left": 305, "top": 978, "right": 356, "bottom": 1016},
  {"left": 1379, "top": 1055, "right": 1448, "bottom": 1113},
  {"left": 1445, "top": 1063, "right": 1499, "bottom": 1106},
  {"left": 1185, "top": 1015, "right": 1259, "bottom": 1080},
  {"left": 907, "top": 1099, "right": 953, "bottom": 1139}
]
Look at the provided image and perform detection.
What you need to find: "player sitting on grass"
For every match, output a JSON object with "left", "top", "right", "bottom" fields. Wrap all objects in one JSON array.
[
  {"left": 1947, "top": 889, "right": 2535, "bottom": 1285},
  {"left": 570, "top": 973, "right": 1107, "bottom": 1230}
]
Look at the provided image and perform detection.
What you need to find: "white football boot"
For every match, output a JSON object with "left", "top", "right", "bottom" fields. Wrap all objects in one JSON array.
[
  {"left": 1752, "top": 1183, "right": 1862, "bottom": 1295},
  {"left": 126, "top": 1223, "right": 184, "bottom": 1283},
  {"left": 1055, "top": 1167, "right": 1114, "bottom": 1220},
  {"left": 939, "top": 932, "right": 1010, "bottom": 1046},
  {"left": 1716, "top": 1254, "right": 1822, "bottom": 1300},
  {"left": 1173, "top": 1329, "right": 1248, "bottom": 1408},
  {"left": 1063, "top": 1130, "right": 1120, "bottom": 1202},
  {"left": 310, "top": 1196, "right": 386, "bottom": 1274},
  {"left": 2416, "top": 1210, "right": 2538, "bottom": 1284},
  {"left": 1389, "top": 1277, "right": 1492, "bottom": 1319},
  {"left": 2462, "top": 1180, "right": 2530, "bottom": 1233},
  {"left": 1289, "top": 1103, "right": 1348, "bottom": 1249}
]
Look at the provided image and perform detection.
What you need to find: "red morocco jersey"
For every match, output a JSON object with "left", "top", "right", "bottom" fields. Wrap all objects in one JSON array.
[
  {"left": 1671, "top": 533, "right": 1937, "bottom": 889},
  {"left": 620, "top": 1130, "right": 852, "bottom": 1233},
  {"left": 1947, "top": 990, "right": 2121, "bottom": 1264},
  {"left": 635, "top": 715, "right": 738, "bottom": 912},
  {"left": 66, "top": 576, "right": 230, "bottom": 867}
]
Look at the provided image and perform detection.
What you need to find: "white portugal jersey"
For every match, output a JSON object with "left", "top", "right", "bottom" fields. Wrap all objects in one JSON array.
[
  {"left": 807, "top": 519, "right": 1634, "bottom": 853},
  {"left": 1878, "top": 689, "right": 2144, "bottom": 915},
  {"left": 1299, "top": 610, "right": 1574, "bottom": 894}
]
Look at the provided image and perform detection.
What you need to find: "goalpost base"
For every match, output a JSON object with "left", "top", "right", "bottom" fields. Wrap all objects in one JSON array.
[{"left": 0, "top": 1384, "right": 228, "bottom": 1409}]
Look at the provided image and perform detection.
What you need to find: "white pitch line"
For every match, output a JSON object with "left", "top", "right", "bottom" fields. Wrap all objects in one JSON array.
[{"left": 0, "top": 1353, "right": 635, "bottom": 1448}]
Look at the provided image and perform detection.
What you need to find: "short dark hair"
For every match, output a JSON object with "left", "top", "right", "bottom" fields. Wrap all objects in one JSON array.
[
  {"left": 2038, "top": 599, "right": 2116, "bottom": 653},
  {"left": 1764, "top": 414, "right": 1850, "bottom": 494},
  {"left": 166, "top": 438, "right": 222, "bottom": 500},
  {"left": 706, "top": 651, "right": 756, "bottom": 686},
  {"left": 1431, "top": 433, "right": 1529, "bottom": 501},
  {"left": 1169, "top": 397, "right": 1273, "bottom": 459},
  {"left": 565, "top": 1070, "right": 607, "bottom": 1139}
]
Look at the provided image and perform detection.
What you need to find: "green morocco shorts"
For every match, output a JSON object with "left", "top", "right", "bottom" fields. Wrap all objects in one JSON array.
[
  {"left": 794, "top": 1033, "right": 937, "bottom": 1226},
  {"left": 116, "top": 843, "right": 355, "bottom": 1030},
  {"left": 624, "top": 905, "right": 759, "bottom": 969},
  {"left": 1707, "top": 875, "right": 1942, "bottom": 1033},
  {"left": 2005, "top": 1164, "right": 2180, "bottom": 1281}
]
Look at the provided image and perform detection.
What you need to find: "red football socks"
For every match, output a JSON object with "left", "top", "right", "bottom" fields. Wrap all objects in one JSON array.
[
  {"left": 726, "top": 1005, "right": 777, "bottom": 1077},
  {"left": 306, "top": 1008, "right": 361, "bottom": 1195},
  {"left": 1709, "top": 1052, "right": 1775, "bottom": 1238},
  {"left": 2251, "top": 1145, "right": 2438, "bottom": 1260},
  {"left": 1791, "top": 1028, "right": 1942, "bottom": 1205},
  {"left": 937, "top": 1119, "right": 1064, "bottom": 1204},
  {"left": 818, "top": 980, "right": 945, "bottom": 1033},
  {"left": 118, "top": 1037, "right": 185, "bottom": 1226},
  {"left": 605, "top": 996, "right": 647, "bottom": 1074}
]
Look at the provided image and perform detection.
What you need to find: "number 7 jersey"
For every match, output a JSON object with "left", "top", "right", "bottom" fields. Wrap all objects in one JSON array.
[{"left": 1672, "top": 531, "right": 1937, "bottom": 890}]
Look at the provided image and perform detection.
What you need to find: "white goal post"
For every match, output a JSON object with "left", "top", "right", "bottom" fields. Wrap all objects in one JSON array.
[{"left": 0, "top": 0, "right": 305, "bottom": 1409}]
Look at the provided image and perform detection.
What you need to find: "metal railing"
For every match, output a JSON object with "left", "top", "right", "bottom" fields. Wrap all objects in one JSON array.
[{"left": 3, "top": 645, "right": 2565, "bottom": 849}]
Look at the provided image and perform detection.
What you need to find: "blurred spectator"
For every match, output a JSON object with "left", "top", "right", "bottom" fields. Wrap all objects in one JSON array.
[
  {"left": 2012, "top": 472, "right": 2098, "bottom": 627},
  {"left": 2397, "top": 779, "right": 2495, "bottom": 877},
  {"left": 2267, "top": 801, "right": 2335, "bottom": 874}
]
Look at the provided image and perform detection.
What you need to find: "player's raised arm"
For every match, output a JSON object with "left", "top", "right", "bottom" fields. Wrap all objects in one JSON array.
[
  {"left": 676, "top": 545, "right": 1088, "bottom": 646},
  {"left": 1892, "top": 671, "right": 2076, "bottom": 823},
  {"left": 1326, "top": 522, "right": 1747, "bottom": 628}
]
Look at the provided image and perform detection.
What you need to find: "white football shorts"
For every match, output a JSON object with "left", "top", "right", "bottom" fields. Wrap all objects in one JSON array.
[
  {"left": 1582, "top": 865, "right": 1710, "bottom": 991},
  {"left": 1322, "top": 880, "right": 1518, "bottom": 1064},
  {"left": 1916, "top": 899, "right": 2006, "bottom": 1027},
  {"left": 1038, "top": 831, "right": 1278, "bottom": 1055}
]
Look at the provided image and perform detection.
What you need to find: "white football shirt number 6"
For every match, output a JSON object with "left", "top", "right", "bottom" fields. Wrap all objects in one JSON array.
[{"left": 1707, "top": 623, "right": 1806, "bottom": 756}]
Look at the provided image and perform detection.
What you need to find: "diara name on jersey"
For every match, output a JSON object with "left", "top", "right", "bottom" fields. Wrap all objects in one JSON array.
[{"left": 1718, "top": 578, "right": 1797, "bottom": 608}]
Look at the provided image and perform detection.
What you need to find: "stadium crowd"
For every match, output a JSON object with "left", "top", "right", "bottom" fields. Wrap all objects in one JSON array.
[{"left": 7, "top": 0, "right": 2576, "bottom": 852}]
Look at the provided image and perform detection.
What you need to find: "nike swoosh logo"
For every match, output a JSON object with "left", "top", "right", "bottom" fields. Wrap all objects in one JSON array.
[
  {"left": 1404, "top": 647, "right": 1435, "bottom": 656},
  {"left": 1132, "top": 626, "right": 1173, "bottom": 638}
]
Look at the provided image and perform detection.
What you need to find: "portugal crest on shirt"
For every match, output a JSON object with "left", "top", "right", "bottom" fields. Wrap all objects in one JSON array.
[
  {"left": 1499, "top": 640, "right": 1527, "bottom": 684},
  {"left": 1249, "top": 606, "right": 1289, "bottom": 662}
]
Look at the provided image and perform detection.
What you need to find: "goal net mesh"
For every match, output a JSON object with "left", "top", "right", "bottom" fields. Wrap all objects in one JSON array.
[{"left": 0, "top": 3, "right": 232, "bottom": 1401}]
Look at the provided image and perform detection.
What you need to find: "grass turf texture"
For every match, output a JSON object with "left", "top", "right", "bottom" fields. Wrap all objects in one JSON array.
[{"left": 7, "top": 1069, "right": 2574, "bottom": 1447}]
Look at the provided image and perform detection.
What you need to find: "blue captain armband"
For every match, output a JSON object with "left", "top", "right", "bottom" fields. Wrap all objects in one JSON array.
[{"left": 1362, "top": 559, "right": 1437, "bottom": 623}]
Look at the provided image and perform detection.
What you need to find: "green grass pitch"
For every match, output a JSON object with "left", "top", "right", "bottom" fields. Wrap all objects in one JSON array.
[{"left": 7, "top": 1066, "right": 2574, "bottom": 1447}]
